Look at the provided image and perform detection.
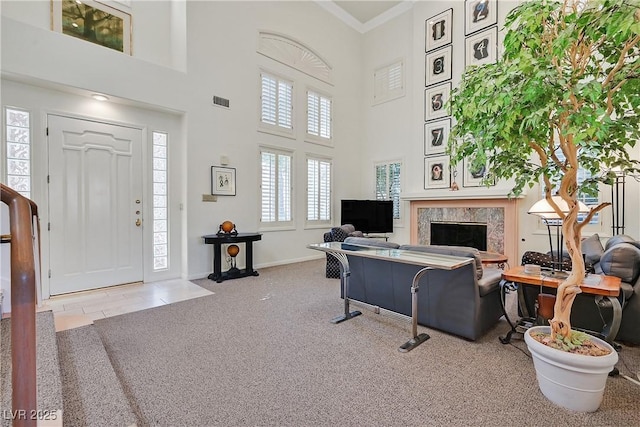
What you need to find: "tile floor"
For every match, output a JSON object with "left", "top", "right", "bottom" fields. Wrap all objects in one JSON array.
[{"left": 39, "top": 279, "right": 213, "bottom": 332}]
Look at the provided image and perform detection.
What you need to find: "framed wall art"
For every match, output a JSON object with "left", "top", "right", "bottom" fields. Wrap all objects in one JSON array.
[
  {"left": 465, "top": 26, "right": 498, "bottom": 67},
  {"left": 424, "top": 118, "right": 451, "bottom": 156},
  {"left": 211, "top": 166, "right": 236, "bottom": 196},
  {"left": 425, "top": 8, "right": 453, "bottom": 52},
  {"left": 425, "top": 45, "right": 452, "bottom": 87},
  {"left": 463, "top": 157, "right": 495, "bottom": 187},
  {"left": 465, "top": 0, "right": 498, "bottom": 35},
  {"left": 52, "top": 0, "right": 132, "bottom": 54},
  {"left": 424, "top": 82, "right": 451, "bottom": 122},
  {"left": 424, "top": 155, "right": 450, "bottom": 189}
]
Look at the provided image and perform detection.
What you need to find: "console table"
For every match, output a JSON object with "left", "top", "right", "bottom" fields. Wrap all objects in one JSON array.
[
  {"left": 499, "top": 266, "right": 621, "bottom": 344},
  {"left": 307, "top": 242, "right": 472, "bottom": 352},
  {"left": 203, "top": 233, "right": 262, "bottom": 283}
]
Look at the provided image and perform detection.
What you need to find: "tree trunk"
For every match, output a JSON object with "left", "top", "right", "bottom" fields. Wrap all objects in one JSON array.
[{"left": 548, "top": 200, "right": 585, "bottom": 340}]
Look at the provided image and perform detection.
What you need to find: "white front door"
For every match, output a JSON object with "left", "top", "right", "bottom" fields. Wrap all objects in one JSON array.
[{"left": 47, "top": 115, "right": 144, "bottom": 295}]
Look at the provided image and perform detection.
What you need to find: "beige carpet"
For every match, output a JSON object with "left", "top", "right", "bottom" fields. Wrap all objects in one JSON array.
[{"left": 87, "top": 259, "right": 640, "bottom": 426}]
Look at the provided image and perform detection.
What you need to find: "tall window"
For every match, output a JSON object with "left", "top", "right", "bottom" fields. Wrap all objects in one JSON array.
[
  {"left": 5, "top": 108, "right": 31, "bottom": 198},
  {"left": 307, "top": 90, "right": 332, "bottom": 142},
  {"left": 152, "top": 131, "right": 169, "bottom": 271},
  {"left": 545, "top": 152, "right": 599, "bottom": 225},
  {"left": 307, "top": 157, "right": 331, "bottom": 223},
  {"left": 260, "top": 72, "right": 293, "bottom": 134},
  {"left": 375, "top": 161, "right": 402, "bottom": 220},
  {"left": 261, "top": 148, "right": 292, "bottom": 225}
]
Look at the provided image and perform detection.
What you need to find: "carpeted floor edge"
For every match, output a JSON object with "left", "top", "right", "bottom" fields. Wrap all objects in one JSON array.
[{"left": 56, "top": 324, "right": 137, "bottom": 427}]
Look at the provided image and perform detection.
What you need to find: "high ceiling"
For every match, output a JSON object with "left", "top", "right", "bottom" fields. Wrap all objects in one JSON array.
[{"left": 333, "top": 1, "right": 404, "bottom": 24}]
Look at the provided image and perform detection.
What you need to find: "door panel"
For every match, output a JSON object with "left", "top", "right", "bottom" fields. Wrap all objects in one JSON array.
[{"left": 48, "top": 115, "right": 143, "bottom": 295}]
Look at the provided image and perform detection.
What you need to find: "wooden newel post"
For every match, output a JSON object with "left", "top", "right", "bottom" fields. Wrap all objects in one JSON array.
[{"left": 2, "top": 185, "right": 37, "bottom": 427}]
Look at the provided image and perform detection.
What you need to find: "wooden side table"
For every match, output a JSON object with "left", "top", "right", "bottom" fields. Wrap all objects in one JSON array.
[
  {"left": 203, "top": 233, "right": 262, "bottom": 283},
  {"left": 499, "top": 266, "right": 622, "bottom": 344},
  {"left": 478, "top": 251, "right": 509, "bottom": 269}
]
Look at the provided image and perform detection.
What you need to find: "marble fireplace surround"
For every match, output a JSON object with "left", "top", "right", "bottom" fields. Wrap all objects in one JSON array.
[{"left": 409, "top": 199, "right": 520, "bottom": 267}]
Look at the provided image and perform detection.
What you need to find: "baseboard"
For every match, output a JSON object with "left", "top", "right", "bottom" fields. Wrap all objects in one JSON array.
[{"left": 185, "top": 255, "right": 324, "bottom": 281}]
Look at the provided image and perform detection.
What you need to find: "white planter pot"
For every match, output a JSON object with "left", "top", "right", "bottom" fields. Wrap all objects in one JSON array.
[{"left": 524, "top": 326, "right": 618, "bottom": 412}]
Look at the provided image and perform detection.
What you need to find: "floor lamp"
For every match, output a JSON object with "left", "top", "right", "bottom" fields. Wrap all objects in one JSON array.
[
  {"left": 611, "top": 171, "right": 625, "bottom": 236},
  {"left": 528, "top": 195, "right": 590, "bottom": 277}
]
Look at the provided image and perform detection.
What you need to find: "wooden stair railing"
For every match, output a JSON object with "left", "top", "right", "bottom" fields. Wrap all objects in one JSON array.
[{"left": 1, "top": 184, "right": 39, "bottom": 427}]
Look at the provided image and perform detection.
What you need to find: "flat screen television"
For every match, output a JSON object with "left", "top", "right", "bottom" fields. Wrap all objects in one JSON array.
[{"left": 341, "top": 199, "right": 393, "bottom": 234}]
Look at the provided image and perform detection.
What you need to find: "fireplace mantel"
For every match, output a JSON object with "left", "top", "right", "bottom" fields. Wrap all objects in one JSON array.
[{"left": 409, "top": 198, "right": 520, "bottom": 267}]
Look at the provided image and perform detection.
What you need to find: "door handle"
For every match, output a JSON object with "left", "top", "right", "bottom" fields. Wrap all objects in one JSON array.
[{"left": 135, "top": 218, "right": 141, "bottom": 227}]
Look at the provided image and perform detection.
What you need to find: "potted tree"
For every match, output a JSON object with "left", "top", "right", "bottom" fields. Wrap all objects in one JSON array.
[{"left": 448, "top": 0, "right": 640, "bottom": 412}]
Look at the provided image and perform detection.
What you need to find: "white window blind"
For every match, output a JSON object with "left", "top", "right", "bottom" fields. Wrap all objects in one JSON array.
[
  {"left": 307, "top": 158, "right": 331, "bottom": 222},
  {"left": 261, "top": 72, "right": 293, "bottom": 130},
  {"left": 261, "top": 149, "right": 292, "bottom": 223},
  {"left": 373, "top": 60, "right": 405, "bottom": 105},
  {"left": 307, "top": 90, "right": 332, "bottom": 140},
  {"left": 5, "top": 108, "right": 31, "bottom": 198},
  {"left": 375, "top": 161, "right": 402, "bottom": 220}
]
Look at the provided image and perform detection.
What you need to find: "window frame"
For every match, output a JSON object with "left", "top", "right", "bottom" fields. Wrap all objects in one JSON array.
[
  {"left": 373, "top": 58, "right": 405, "bottom": 106},
  {"left": 259, "top": 146, "right": 294, "bottom": 231},
  {"left": 306, "top": 155, "right": 332, "bottom": 228},
  {"left": 374, "top": 160, "right": 403, "bottom": 223},
  {"left": 258, "top": 70, "right": 295, "bottom": 140},
  {"left": 305, "top": 87, "right": 333, "bottom": 146}
]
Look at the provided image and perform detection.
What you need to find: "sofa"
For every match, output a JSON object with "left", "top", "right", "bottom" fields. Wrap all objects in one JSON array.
[
  {"left": 323, "top": 224, "right": 364, "bottom": 278},
  {"left": 340, "top": 237, "right": 504, "bottom": 341},
  {"left": 521, "top": 234, "right": 640, "bottom": 344}
]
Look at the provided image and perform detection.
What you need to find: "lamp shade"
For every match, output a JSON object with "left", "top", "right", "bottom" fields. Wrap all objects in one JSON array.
[{"left": 528, "top": 195, "right": 590, "bottom": 219}]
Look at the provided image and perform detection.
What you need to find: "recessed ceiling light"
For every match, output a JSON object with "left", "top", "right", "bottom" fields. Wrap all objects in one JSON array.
[{"left": 91, "top": 94, "right": 109, "bottom": 102}]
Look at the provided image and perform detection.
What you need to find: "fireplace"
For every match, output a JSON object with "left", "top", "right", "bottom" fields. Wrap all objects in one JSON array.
[
  {"left": 430, "top": 222, "right": 487, "bottom": 251},
  {"left": 409, "top": 198, "right": 520, "bottom": 265}
]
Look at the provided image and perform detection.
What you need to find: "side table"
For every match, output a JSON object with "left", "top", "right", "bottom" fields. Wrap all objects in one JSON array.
[{"left": 203, "top": 233, "right": 262, "bottom": 283}]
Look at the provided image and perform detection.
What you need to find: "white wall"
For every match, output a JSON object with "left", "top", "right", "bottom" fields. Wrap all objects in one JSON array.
[
  {"left": 362, "top": 0, "right": 640, "bottom": 259},
  {"left": 1, "top": 0, "right": 364, "bottom": 291}
]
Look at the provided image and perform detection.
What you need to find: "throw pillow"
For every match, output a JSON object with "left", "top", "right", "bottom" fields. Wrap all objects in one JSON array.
[{"left": 582, "top": 233, "right": 604, "bottom": 264}]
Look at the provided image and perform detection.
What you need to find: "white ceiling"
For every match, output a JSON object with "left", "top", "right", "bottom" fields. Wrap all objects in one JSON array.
[
  {"left": 315, "top": 1, "right": 412, "bottom": 33},
  {"left": 333, "top": 1, "right": 404, "bottom": 24}
]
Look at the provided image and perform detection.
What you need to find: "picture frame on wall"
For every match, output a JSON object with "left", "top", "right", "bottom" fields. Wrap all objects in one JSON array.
[
  {"left": 211, "top": 166, "right": 236, "bottom": 196},
  {"left": 425, "top": 8, "right": 453, "bottom": 52},
  {"left": 463, "top": 157, "right": 495, "bottom": 187},
  {"left": 425, "top": 45, "right": 453, "bottom": 87},
  {"left": 424, "top": 155, "right": 451, "bottom": 189},
  {"left": 52, "top": 0, "right": 132, "bottom": 54},
  {"left": 465, "top": 0, "right": 498, "bottom": 35},
  {"left": 424, "top": 118, "right": 451, "bottom": 156},
  {"left": 465, "top": 26, "right": 498, "bottom": 67},
  {"left": 424, "top": 82, "right": 451, "bottom": 122}
]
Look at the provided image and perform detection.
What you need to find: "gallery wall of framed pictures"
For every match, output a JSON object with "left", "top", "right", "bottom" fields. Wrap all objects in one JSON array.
[{"left": 423, "top": 0, "right": 499, "bottom": 191}]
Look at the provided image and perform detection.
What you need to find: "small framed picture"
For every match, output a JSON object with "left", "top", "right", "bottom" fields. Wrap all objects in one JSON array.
[
  {"left": 465, "top": 0, "right": 498, "bottom": 35},
  {"left": 463, "top": 157, "right": 494, "bottom": 187},
  {"left": 424, "top": 83, "right": 451, "bottom": 122},
  {"left": 425, "top": 8, "right": 453, "bottom": 52},
  {"left": 424, "top": 155, "right": 450, "bottom": 189},
  {"left": 465, "top": 26, "right": 498, "bottom": 67},
  {"left": 425, "top": 45, "right": 452, "bottom": 87},
  {"left": 52, "top": 0, "right": 132, "bottom": 54},
  {"left": 424, "top": 119, "right": 451, "bottom": 156},
  {"left": 211, "top": 166, "right": 236, "bottom": 196}
]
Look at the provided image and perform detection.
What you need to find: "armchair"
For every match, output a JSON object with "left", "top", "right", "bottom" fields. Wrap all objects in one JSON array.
[{"left": 323, "top": 224, "right": 363, "bottom": 278}]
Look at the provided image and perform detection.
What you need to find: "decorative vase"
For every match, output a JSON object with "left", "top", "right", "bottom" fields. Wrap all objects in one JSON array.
[{"left": 524, "top": 326, "right": 618, "bottom": 412}]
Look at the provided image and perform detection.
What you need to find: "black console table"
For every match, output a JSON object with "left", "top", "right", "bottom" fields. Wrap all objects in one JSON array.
[{"left": 203, "top": 233, "right": 262, "bottom": 283}]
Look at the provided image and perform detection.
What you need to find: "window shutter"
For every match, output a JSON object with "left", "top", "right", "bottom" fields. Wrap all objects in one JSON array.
[
  {"left": 261, "top": 152, "right": 276, "bottom": 222},
  {"left": 307, "top": 90, "right": 331, "bottom": 140},
  {"left": 307, "top": 158, "right": 331, "bottom": 222},
  {"left": 278, "top": 154, "right": 292, "bottom": 221},
  {"left": 260, "top": 72, "right": 292, "bottom": 132},
  {"left": 261, "top": 74, "right": 277, "bottom": 126},
  {"left": 374, "top": 60, "right": 405, "bottom": 105}
]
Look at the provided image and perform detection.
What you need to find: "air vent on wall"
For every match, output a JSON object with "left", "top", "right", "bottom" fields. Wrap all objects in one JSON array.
[{"left": 212, "top": 96, "right": 230, "bottom": 109}]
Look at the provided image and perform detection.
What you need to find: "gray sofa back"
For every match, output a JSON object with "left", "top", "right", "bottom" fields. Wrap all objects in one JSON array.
[{"left": 343, "top": 242, "right": 503, "bottom": 341}]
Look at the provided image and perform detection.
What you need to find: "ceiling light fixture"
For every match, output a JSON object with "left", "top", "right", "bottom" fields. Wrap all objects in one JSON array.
[{"left": 91, "top": 94, "right": 109, "bottom": 102}]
